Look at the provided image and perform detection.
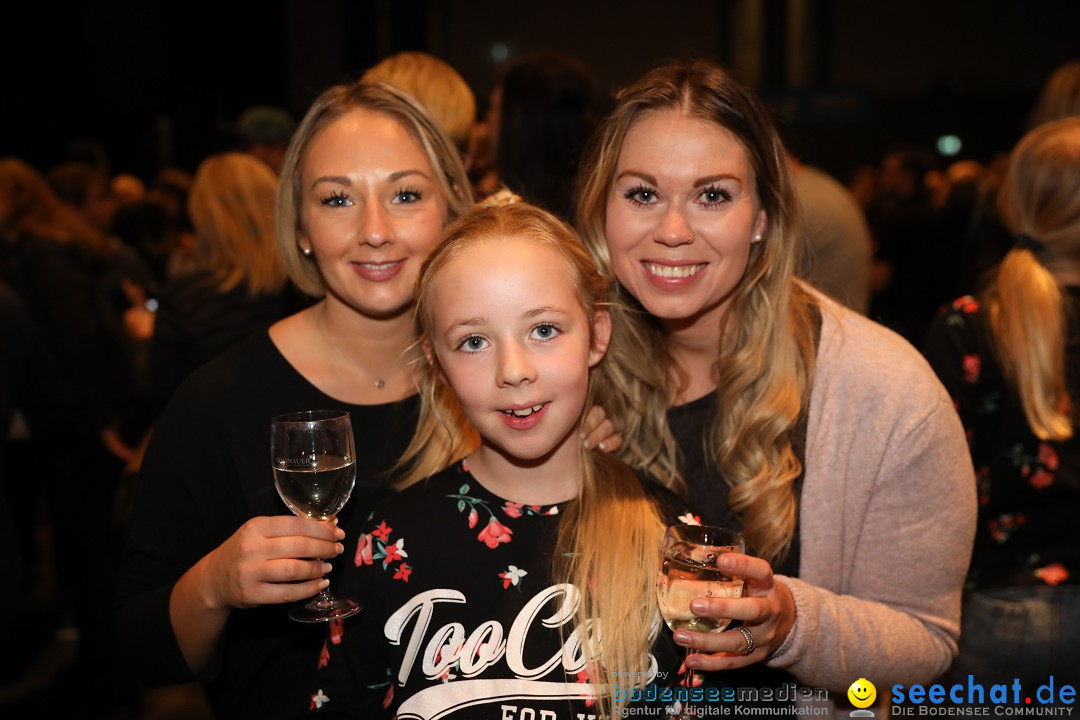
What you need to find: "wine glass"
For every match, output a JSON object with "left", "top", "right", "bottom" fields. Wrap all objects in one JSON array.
[
  {"left": 270, "top": 409, "right": 360, "bottom": 622},
  {"left": 657, "top": 524, "right": 745, "bottom": 718}
]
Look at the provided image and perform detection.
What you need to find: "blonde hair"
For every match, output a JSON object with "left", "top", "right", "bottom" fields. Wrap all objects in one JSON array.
[
  {"left": 276, "top": 81, "right": 474, "bottom": 297},
  {"left": 985, "top": 116, "right": 1080, "bottom": 441},
  {"left": 362, "top": 52, "right": 476, "bottom": 148},
  {"left": 0, "top": 157, "right": 108, "bottom": 254},
  {"left": 577, "top": 60, "right": 818, "bottom": 566},
  {"left": 187, "top": 152, "right": 286, "bottom": 294},
  {"left": 405, "top": 202, "right": 667, "bottom": 718}
]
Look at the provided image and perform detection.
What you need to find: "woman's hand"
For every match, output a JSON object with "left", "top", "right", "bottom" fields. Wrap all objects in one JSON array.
[
  {"left": 170, "top": 514, "right": 346, "bottom": 672},
  {"left": 582, "top": 404, "right": 622, "bottom": 452},
  {"left": 673, "top": 552, "right": 796, "bottom": 670},
  {"left": 202, "top": 515, "right": 346, "bottom": 610}
]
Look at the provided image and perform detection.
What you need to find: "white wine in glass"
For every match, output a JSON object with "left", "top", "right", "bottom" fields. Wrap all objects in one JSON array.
[
  {"left": 271, "top": 409, "right": 360, "bottom": 622},
  {"left": 657, "top": 524, "right": 744, "bottom": 718}
]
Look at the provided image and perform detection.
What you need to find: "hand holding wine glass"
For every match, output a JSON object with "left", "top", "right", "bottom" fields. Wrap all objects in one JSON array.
[
  {"left": 657, "top": 524, "right": 744, "bottom": 719},
  {"left": 271, "top": 409, "right": 360, "bottom": 622}
]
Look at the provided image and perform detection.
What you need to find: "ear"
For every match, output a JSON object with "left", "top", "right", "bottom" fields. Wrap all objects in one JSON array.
[
  {"left": 588, "top": 310, "right": 612, "bottom": 368},
  {"left": 752, "top": 208, "right": 768, "bottom": 242},
  {"left": 297, "top": 231, "right": 312, "bottom": 256},
  {"left": 422, "top": 339, "right": 450, "bottom": 384}
]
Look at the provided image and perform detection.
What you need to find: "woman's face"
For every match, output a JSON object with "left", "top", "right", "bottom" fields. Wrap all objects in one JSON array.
[
  {"left": 299, "top": 108, "right": 448, "bottom": 319},
  {"left": 604, "top": 109, "right": 767, "bottom": 331}
]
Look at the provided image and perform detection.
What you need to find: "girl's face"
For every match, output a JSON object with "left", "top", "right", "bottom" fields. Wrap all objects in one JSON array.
[
  {"left": 426, "top": 237, "right": 610, "bottom": 466},
  {"left": 299, "top": 108, "right": 448, "bottom": 319},
  {"left": 603, "top": 109, "right": 767, "bottom": 332}
]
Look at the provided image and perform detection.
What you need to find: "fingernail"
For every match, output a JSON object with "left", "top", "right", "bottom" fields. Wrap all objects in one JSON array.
[
  {"left": 673, "top": 630, "right": 691, "bottom": 645},
  {"left": 581, "top": 437, "right": 592, "bottom": 449},
  {"left": 597, "top": 441, "right": 605, "bottom": 451},
  {"left": 718, "top": 554, "right": 735, "bottom": 569},
  {"left": 319, "top": 579, "right": 330, "bottom": 589},
  {"left": 685, "top": 655, "right": 699, "bottom": 669},
  {"left": 334, "top": 542, "right": 344, "bottom": 554},
  {"left": 690, "top": 599, "right": 709, "bottom": 614},
  {"left": 322, "top": 563, "right": 333, "bottom": 574},
  {"left": 335, "top": 528, "right": 346, "bottom": 540}
]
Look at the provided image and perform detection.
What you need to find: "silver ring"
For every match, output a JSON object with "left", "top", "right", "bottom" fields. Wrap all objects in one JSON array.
[{"left": 736, "top": 625, "right": 755, "bottom": 655}]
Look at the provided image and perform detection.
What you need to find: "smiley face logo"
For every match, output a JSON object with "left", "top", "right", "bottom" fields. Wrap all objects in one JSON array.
[{"left": 847, "top": 678, "right": 877, "bottom": 709}]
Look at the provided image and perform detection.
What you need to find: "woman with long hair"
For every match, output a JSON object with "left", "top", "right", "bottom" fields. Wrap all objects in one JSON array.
[
  {"left": 923, "top": 116, "right": 1080, "bottom": 683},
  {"left": 576, "top": 60, "right": 976, "bottom": 692}
]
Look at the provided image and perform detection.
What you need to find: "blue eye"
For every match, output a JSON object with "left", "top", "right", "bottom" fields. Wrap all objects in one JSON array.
[
  {"left": 699, "top": 186, "right": 733, "bottom": 207},
  {"left": 321, "top": 191, "right": 351, "bottom": 207},
  {"left": 530, "top": 324, "right": 560, "bottom": 341},
  {"left": 624, "top": 185, "right": 657, "bottom": 206},
  {"left": 393, "top": 187, "right": 422, "bottom": 204},
  {"left": 458, "top": 335, "right": 488, "bottom": 352}
]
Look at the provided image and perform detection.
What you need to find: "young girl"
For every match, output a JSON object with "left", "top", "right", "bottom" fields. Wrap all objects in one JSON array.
[{"left": 309, "top": 201, "right": 686, "bottom": 719}]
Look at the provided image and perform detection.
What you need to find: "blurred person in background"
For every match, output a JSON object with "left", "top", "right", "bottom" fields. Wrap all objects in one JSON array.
[{"left": 923, "top": 117, "right": 1080, "bottom": 686}]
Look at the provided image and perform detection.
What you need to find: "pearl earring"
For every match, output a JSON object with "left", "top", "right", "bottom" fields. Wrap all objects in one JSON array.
[
  {"left": 753, "top": 234, "right": 764, "bottom": 244},
  {"left": 301, "top": 247, "right": 313, "bottom": 257}
]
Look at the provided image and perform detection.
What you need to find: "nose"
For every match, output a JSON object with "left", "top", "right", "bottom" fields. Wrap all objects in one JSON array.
[
  {"left": 358, "top": 201, "right": 392, "bottom": 247},
  {"left": 654, "top": 205, "right": 693, "bottom": 247},
  {"left": 497, "top": 341, "right": 536, "bottom": 387}
]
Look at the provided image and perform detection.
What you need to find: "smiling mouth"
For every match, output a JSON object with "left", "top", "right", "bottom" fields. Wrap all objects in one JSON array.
[
  {"left": 357, "top": 261, "right": 399, "bottom": 270},
  {"left": 644, "top": 262, "right": 704, "bottom": 279},
  {"left": 501, "top": 404, "right": 544, "bottom": 418}
]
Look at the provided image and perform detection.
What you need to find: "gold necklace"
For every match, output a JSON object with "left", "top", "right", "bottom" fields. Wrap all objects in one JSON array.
[{"left": 313, "top": 310, "right": 411, "bottom": 391}]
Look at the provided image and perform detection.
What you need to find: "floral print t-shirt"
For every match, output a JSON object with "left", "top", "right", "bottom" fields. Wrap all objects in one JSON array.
[
  {"left": 308, "top": 460, "right": 693, "bottom": 719},
  {"left": 922, "top": 294, "right": 1080, "bottom": 590}
]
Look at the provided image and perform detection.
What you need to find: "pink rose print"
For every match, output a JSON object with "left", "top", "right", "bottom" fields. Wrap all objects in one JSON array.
[
  {"left": 318, "top": 642, "right": 329, "bottom": 668},
  {"left": 962, "top": 354, "right": 981, "bottom": 384},
  {"left": 382, "top": 685, "right": 394, "bottom": 710},
  {"left": 330, "top": 619, "right": 344, "bottom": 645},
  {"left": 1029, "top": 470, "right": 1054, "bottom": 489},
  {"left": 371, "top": 521, "right": 392, "bottom": 542},
  {"left": 1034, "top": 562, "right": 1069, "bottom": 586},
  {"left": 393, "top": 563, "right": 412, "bottom": 582},
  {"left": 478, "top": 517, "right": 513, "bottom": 548},
  {"left": 468, "top": 508, "right": 479, "bottom": 529},
  {"left": 355, "top": 533, "right": 373, "bottom": 566},
  {"left": 502, "top": 502, "right": 524, "bottom": 518},
  {"left": 1038, "top": 443, "right": 1059, "bottom": 471},
  {"left": 953, "top": 297, "right": 979, "bottom": 313},
  {"left": 576, "top": 668, "right": 596, "bottom": 708}
]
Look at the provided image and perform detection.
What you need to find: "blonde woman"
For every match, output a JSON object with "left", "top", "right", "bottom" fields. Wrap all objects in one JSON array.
[
  {"left": 311, "top": 201, "right": 686, "bottom": 719},
  {"left": 145, "top": 151, "right": 293, "bottom": 410},
  {"left": 923, "top": 117, "right": 1080, "bottom": 684},
  {"left": 576, "top": 60, "right": 976, "bottom": 692}
]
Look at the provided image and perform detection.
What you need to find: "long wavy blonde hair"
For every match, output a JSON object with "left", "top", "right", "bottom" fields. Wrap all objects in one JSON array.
[
  {"left": 402, "top": 202, "right": 668, "bottom": 718},
  {"left": 984, "top": 116, "right": 1080, "bottom": 441},
  {"left": 577, "top": 60, "right": 818, "bottom": 566}
]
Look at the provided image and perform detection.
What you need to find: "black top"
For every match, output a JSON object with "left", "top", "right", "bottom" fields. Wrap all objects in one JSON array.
[
  {"left": 923, "top": 295, "right": 1080, "bottom": 590},
  {"left": 115, "top": 329, "right": 420, "bottom": 719},
  {"left": 310, "top": 459, "right": 689, "bottom": 719}
]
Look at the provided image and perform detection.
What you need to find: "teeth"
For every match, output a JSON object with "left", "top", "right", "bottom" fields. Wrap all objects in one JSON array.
[
  {"left": 503, "top": 404, "right": 544, "bottom": 418},
  {"left": 359, "top": 261, "right": 396, "bottom": 270},
  {"left": 646, "top": 263, "right": 701, "bottom": 278}
]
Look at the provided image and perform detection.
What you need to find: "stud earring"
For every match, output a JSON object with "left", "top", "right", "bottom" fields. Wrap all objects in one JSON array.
[
  {"left": 301, "top": 247, "right": 313, "bottom": 257},
  {"left": 753, "top": 234, "right": 764, "bottom": 244}
]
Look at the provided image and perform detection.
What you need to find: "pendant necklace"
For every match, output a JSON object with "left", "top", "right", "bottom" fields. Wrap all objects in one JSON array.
[{"left": 315, "top": 310, "right": 407, "bottom": 390}]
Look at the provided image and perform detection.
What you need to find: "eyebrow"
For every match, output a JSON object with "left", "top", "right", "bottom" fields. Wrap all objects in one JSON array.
[
  {"left": 309, "top": 169, "right": 432, "bottom": 190},
  {"left": 442, "top": 307, "right": 570, "bottom": 336},
  {"left": 615, "top": 169, "right": 743, "bottom": 187}
]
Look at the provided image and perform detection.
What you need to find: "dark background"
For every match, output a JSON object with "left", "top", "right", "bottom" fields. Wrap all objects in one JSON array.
[{"left": 1, "top": 0, "right": 1077, "bottom": 183}]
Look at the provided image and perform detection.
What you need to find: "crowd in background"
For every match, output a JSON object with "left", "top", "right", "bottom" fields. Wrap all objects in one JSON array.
[{"left": 1, "top": 50, "right": 1078, "bottom": 719}]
